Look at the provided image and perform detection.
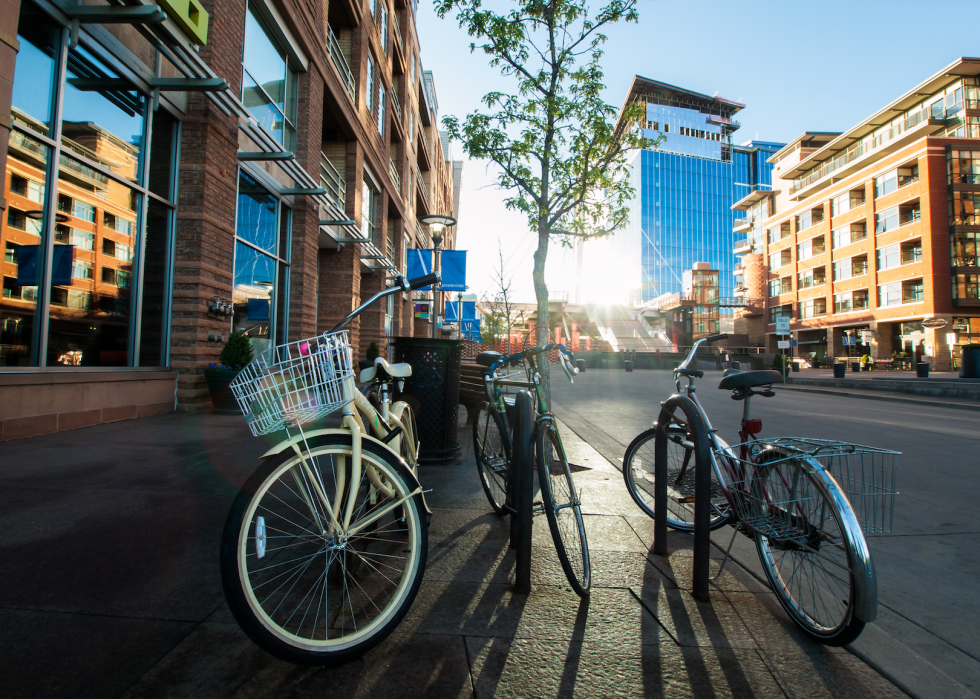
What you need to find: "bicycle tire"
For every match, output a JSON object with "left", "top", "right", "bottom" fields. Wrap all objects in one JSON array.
[
  {"left": 473, "top": 401, "right": 511, "bottom": 515},
  {"left": 752, "top": 450, "right": 871, "bottom": 645},
  {"left": 536, "top": 420, "right": 590, "bottom": 597},
  {"left": 634, "top": 398, "right": 727, "bottom": 531},
  {"left": 220, "top": 434, "right": 428, "bottom": 665}
]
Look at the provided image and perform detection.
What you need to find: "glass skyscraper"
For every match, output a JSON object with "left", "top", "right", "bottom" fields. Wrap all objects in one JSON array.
[{"left": 614, "top": 76, "right": 783, "bottom": 303}]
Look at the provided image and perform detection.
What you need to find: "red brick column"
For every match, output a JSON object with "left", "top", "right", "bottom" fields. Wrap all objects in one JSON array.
[
  {"left": 171, "top": 0, "right": 245, "bottom": 411},
  {"left": 289, "top": 67, "right": 325, "bottom": 341},
  {"left": 318, "top": 246, "right": 362, "bottom": 352}
]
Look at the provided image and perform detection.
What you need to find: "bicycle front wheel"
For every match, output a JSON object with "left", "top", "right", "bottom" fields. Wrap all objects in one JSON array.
[
  {"left": 473, "top": 401, "right": 511, "bottom": 514},
  {"left": 220, "top": 434, "right": 428, "bottom": 665},
  {"left": 536, "top": 421, "right": 590, "bottom": 597},
  {"left": 753, "top": 452, "right": 871, "bottom": 646}
]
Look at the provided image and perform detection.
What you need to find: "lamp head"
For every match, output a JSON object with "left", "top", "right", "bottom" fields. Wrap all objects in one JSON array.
[{"left": 418, "top": 213, "right": 457, "bottom": 237}]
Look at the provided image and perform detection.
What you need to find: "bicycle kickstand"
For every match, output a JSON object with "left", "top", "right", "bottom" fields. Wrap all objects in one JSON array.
[{"left": 708, "top": 528, "right": 738, "bottom": 582}]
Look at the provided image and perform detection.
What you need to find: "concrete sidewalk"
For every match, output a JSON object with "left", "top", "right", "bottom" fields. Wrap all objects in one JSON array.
[{"left": 0, "top": 410, "right": 906, "bottom": 698}]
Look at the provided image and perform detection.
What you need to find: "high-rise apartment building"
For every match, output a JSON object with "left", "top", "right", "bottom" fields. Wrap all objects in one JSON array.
[
  {"left": 612, "top": 76, "right": 783, "bottom": 305},
  {"left": 735, "top": 58, "right": 980, "bottom": 370},
  {"left": 0, "top": 0, "right": 460, "bottom": 437}
]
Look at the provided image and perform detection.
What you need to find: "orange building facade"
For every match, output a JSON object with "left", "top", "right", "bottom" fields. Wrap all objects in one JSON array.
[{"left": 734, "top": 58, "right": 980, "bottom": 370}]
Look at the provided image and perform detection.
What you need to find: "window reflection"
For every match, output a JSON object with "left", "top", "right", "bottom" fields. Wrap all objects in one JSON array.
[
  {"left": 11, "top": 6, "right": 58, "bottom": 136},
  {"left": 1, "top": 130, "right": 49, "bottom": 365},
  {"left": 62, "top": 44, "right": 145, "bottom": 184},
  {"left": 234, "top": 241, "right": 275, "bottom": 355},
  {"left": 237, "top": 170, "right": 278, "bottom": 253},
  {"left": 241, "top": 3, "right": 296, "bottom": 148},
  {"left": 46, "top": 155, "right": 139, "bottom": 366}
]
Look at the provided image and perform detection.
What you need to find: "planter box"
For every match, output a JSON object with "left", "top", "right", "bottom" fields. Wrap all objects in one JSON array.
[
  {"left": 204, "top": 368, "right": 242, "bottom": 415},
  {"left": 961, "top": 347, "right": 980, "bottom": 379}
]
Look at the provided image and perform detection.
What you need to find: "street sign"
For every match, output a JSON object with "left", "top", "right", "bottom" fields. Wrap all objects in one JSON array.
[
  {"left": 777, "top": 340, "right": 790, "bottom": 349},
  {"left": 775, "top": 317, "right": 790, "bottom": 335},
  {"left": 922, "top": 318, "right": 947, "bottom": 329}
]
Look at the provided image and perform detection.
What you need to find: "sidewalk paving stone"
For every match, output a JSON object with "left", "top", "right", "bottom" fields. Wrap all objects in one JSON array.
[{"left": 0, "top": 409, "right": 908, "bottom": 698}]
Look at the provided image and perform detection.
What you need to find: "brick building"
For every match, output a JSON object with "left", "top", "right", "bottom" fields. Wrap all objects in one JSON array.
[
  {"left": 734, "top": 58, "right": 980, "bottom": 370},
  {"left": 0, "top": 0, "right": 460, "bottom": 438}
]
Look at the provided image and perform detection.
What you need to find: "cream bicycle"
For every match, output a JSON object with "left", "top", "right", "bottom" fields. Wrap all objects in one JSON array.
[{"left": 219, "top": 272, "right": 438, "bottom": 665}]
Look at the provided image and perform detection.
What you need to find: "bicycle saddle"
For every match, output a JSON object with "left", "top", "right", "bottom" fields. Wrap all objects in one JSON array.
[
  {"left": 475, "top": 351, "right": 502, "bottom": 367},
  {"left": 717, "top": 368, "right": 784, "bottom": 390},
  {"left": 359, "top": 357, "right": 412, "bottom": 383}
]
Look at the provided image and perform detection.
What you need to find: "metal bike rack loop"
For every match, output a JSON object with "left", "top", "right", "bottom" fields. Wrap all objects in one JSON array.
[{"left": 511, "top": 390, "right": 535, "bottom": 593}]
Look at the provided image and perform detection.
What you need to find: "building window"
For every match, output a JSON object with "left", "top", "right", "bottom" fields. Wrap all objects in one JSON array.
[
  {"left": 832, "top": 223, "right": 866, "bottom": 249},
  {"left": 834, "top": 290, "right": 869, "bottom": 314},
  {"left": 874, "top": 169, "right": 898, "bottom": 198},
  {"left": 950, "top": 191, "right": 980, "bottom": 226},
  {"left": 798, "top": 298, "right": 826, "bottom": 319},
  {"left": 831, "top": 189, "right": 865, "bottom": 216},
  {"left": 769, "top": 277, "right": 791, "bottom": 297},
  {"left": 795, "top": 208, "right": 822, "bottom": 232},
  {"left": 878, "top": 279, "right": 923, "bottom": 308},
  {"left": 379, "top": 1, "right": 388, "bottom": 54},
  {"left": 797, "top": 236, "right": 825, "bottom": 261},
  {"left": 948, "top": 149, "right": 980, "bottom": 185},
  {"left": 875, "top": 206, "right": 899, "bottom": 234},
  {"left": 798, "top": 266, "right": 825, "bottom": 289},
  {"left": 377, "top": 83, "right": 385, "bottom": 136},
  {"left": 361, "top": 171, "right": 380, "bottom": 245},
  {"left": 769, "top": 304, "right": 792, "bottom": 323},
  {"left": 72, "top": 260, "right": 93, "bottom": 280},
  {"left": 953, "top": 274, "right": 980, "bottom": 302},
  {"left": 242, "top": 2, "right": 298, "bottom": 148},
  {"left": 952, "top": 230, "right": 979, "bottom": 267},
  {"left": 233, "top": 169, "right": 291, "bottom": 354},
  {"left": 833, "top": 255, "right": 868, "bottom": 281}
]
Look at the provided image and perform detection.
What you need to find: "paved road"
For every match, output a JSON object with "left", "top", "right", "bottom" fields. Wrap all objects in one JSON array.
[{"left": 551, "top": 368, "right": 980, "bottom": 695}]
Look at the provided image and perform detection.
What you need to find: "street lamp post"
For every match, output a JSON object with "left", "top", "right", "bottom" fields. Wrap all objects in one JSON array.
[{"left": 417, "top": 214, "right": 457, "bottom": 339}]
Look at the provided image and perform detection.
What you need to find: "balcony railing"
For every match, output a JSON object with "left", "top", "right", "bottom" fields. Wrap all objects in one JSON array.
[
  {"left": 415, "top": 221, "right": 428, "bottom": 247},
  {"left": 416, "top": 167, "right": 428, "bottom": 203},
  {"left": 390, "top": 87, "right": 401, "bottom": 122},
  {"left": 733, "top": 237, "right": 750, "bottom": 251},
  {"left": 389, "top": 156, "right": 401, "bottom": 191},
  {"left": 898, "top": 174, "right": 919, "bottom": 189},
  {"left": 393, "top": 12, "right": 403, "bottom": 52},
  {"left": 899, "top": 210, "right": 922, "bottom": 228},
  {"left": 791, "top": 107, "right": 936, "bottom": 194},
  {"left": 327, "top": 26, "right": 356, "bottom": 102},
  {"left": 320, "top": 153, "right": 346, "bottom": 211}
]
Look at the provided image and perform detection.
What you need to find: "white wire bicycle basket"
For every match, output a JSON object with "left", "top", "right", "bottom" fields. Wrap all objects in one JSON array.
[
  {"left": 719, "top": 439, "right": 899, "bottom": 536},
  {"left": 229, "top": 331, "right": 355, "bottom": 436}
]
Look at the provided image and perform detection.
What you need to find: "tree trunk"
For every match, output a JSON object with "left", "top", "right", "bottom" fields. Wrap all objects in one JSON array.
[{"left": 533, "top": 222, "right": 551, "bottom": 396}]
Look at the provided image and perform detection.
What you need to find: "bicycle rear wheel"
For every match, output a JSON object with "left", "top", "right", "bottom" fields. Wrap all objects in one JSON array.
[
  {"left": 628, "top": 399, "right": 728, "bottom": 531},
  {"left": 220, "top": 434, "right": 427, "bottom": 665},
  {"left": 473, "top": 401, "right": 511, "bottom": 514},
  {"left": 752, "top": 451, "right": 872, "bottom": 646},
  {"left": 536, "top": 421, "right": 590, "bottom": 597}
]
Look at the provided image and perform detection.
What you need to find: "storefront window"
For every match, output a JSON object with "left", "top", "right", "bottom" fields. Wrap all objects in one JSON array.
[
  {"left": 233, "top": 170, "right": 290, "bottom": 355},
  {"left": 2, "top": 1, "right": 179, "bottom": 368}
]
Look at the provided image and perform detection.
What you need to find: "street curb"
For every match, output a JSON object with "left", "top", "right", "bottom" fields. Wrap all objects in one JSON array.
[
  {"left": 847, "top": 624, "right": 980, "bottom": 699},
  {"left": 776, "top": 384, "right": 980, "bottom": 412}
]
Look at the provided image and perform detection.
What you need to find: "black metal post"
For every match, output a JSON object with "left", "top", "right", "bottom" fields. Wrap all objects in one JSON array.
[
  {"left": 514, "top": 390, "right": 534, "bottom": 593},
  {"left": 653, "top": 419, "right": 667, "bottom": 557},
  {"left": 692, "top": 438, "right": 711, "bottom": 600}
]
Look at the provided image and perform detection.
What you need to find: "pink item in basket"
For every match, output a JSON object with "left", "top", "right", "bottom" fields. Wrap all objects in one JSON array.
[{"left": 300, "top": 341, "right": 311, "bottom": 356}]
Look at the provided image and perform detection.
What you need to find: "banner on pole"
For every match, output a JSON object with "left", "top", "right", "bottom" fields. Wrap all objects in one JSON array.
[
  {"left": 440, "top": 250, "right": 467, "bottom": 292},
  {"left": 407, "top": 249, "right": 433, "bottom": 289}
]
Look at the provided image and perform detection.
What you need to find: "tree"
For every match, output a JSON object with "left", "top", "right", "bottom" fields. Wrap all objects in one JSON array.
[
  {"left": 438, "top": 0, "right": 646, "bottom": 383},
  {"left": 480, "top": 242, "right": 517, "bottom": 352}
]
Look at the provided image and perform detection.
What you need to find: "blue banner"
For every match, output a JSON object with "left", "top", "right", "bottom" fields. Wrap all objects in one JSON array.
[
  {"left": 441, "top": 250, "right": 466, "bottom": 292},
  {"left": 17, "top": 244, "right": 73, "bottom": 286},
  {"left": 461, "top": 319, "right": 481, "bottom": 341},
  {"left": 462, "top": 301, "right": 476, "bottom": 320},
  {"left": 406, "top": 249, "right": 433, "bottom": 289}
]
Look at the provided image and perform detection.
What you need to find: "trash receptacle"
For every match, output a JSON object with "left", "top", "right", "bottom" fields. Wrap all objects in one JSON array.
[
  {"left": 392, "top": 337, "right": 462, "bottom": 462},
  {"left": 916, "top": 362, "right": 930, "bottom": 378},
  {"left": 833, "top": 363, "right": 846, "bottom": 379},
  {"left": 851, "top": 362, "right": 860, "bottom": 373},
  {"left": 791, "top": 361, "right": 799, "bottom": 372},
  {"left": 624, "top": 360, "right": 633, "bottom": 372},
  {"left": 575, "top": 359, "right": 586, "bottom": 373}
]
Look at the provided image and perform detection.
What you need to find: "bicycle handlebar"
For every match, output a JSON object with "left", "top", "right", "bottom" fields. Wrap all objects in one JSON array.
[
  {"left": 488, "top": 343, "right": 577, "bottom": 384},
  {"left": 674, "top": 333, "right": 729, "bottom": 377},
  {"left": 330, "top": 272, "right": 442, "bottom": 333}
]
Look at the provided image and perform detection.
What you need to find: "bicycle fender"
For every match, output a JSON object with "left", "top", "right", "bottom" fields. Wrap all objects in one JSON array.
[
  {"left": 811, "top": 462, "right": 879, "bottom": 623},
  {"left": 258, "top": 428, "right": 425, "bottom": 502}
]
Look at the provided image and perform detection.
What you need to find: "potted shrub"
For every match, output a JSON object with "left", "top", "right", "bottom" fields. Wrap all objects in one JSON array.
[
  {"left": 961, "top": 343, "right": 980, "bottom": 379},
  {"left": 860, "top": 354, "right": 871, "bottom": 371},
  {"left": 205, "top": 331, "right": 254, "bottom": 415},
  {"left": 360, "top": 341, "right": 381, "bottom": 371}
]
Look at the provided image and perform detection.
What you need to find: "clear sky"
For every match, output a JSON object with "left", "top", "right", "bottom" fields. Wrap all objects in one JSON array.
[{"left": 415, "top": 0, "right": 979, "bottom": 303}]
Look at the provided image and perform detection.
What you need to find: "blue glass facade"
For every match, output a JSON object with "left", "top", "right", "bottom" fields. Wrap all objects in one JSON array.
[{"left": 624, "top": 139, "right": 782, "bottom": 302}]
